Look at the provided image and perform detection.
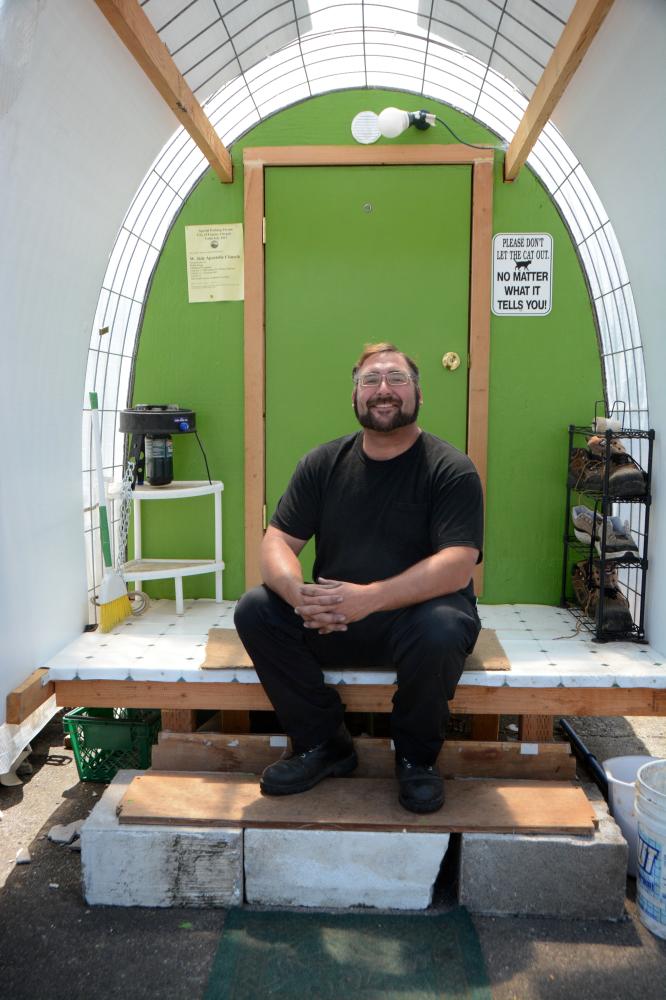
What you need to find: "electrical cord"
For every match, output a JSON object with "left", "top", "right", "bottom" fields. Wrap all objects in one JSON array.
[
  {"left": 194, "top": 430, "right": 213, "bottom": 485},
  {"left": 128, "top": 590, "right": 150, "bottom": 615},
  {"left": 89, "top": 589, "right": 150, "bottom": 615},
  {"left": 435, "top": 116, "right": 503, "bottom": 151}
]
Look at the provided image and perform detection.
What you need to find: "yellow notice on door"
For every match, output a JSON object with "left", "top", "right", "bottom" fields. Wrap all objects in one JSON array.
[{"left": 185, "top": 223, "right": 244, "bottom": 302}]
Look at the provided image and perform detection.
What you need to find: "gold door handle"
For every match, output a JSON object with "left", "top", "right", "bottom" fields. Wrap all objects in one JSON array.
[{"left": 442, "top": 351, "right": 461, "bottom": 371}]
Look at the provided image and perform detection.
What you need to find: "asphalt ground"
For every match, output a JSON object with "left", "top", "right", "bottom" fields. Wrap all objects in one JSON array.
[{"left": 1, "top": 713, "right": 665, "bottom": 1000}]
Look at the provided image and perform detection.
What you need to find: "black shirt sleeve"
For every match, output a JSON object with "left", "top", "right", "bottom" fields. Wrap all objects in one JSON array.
[
  {"left": 270, "top": 455, "right": 320, "bottom": 541},
  {"left": 430, "top": 470, "right": 484, "bottom": 563}
]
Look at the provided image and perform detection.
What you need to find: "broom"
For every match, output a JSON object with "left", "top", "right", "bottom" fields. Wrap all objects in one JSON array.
[{"left": 89, "top": 391, "right": 131, "bottom": 631}]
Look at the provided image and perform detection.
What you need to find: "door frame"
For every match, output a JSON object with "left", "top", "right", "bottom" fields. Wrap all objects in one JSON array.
[{"left": 243, "top": 144, "right": 494, "bottom": 590}]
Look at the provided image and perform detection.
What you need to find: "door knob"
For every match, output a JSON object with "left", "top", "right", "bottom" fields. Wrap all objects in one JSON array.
[{"left": 442, "top": 351, "right": 461, "bottom": 371}]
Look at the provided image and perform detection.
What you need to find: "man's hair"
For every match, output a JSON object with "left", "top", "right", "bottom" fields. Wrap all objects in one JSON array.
[{"left": 352, "top": 342, "right": 420, "bottom": 382}]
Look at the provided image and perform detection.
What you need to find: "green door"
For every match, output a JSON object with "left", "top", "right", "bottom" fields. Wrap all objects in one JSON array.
[{"left": 265, "top": 164, "right": 471, "bottom": 575}]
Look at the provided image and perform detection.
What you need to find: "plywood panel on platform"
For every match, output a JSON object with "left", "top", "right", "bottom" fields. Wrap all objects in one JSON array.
[{"left": 117, "top": 772, "right": 596, "bottom": 834}]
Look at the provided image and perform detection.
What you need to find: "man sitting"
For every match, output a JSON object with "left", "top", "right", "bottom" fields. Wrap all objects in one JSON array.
[{"left": 235, "top": 342, "right": 483, "bottom": 813}]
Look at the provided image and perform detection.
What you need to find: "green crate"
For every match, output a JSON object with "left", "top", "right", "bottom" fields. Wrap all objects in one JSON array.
[{"left": 63, "top": 707, "right": 162, "bottom": 782}]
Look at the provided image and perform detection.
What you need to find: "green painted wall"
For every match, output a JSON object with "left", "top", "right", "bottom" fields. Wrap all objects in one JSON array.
[{"left": 133, "top": 88, "right": 603, "bottom": 604}]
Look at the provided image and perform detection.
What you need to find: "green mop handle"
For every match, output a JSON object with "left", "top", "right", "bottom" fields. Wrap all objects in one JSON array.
[{"left": 89, "top": 392, "right": 113, "bottom": 569}]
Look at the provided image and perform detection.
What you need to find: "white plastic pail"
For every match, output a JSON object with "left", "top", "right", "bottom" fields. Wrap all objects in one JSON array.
[
  {"left": 635, "top": 759, "right": 666, "bottom": 939},
  {"left": 604, "top": 755, "right": 655, "bottom": 877}
]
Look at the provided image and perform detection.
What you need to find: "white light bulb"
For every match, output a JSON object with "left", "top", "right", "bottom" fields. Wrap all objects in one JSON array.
[{"left": 377, "top": 107, "right": 410, "bottom": 139}]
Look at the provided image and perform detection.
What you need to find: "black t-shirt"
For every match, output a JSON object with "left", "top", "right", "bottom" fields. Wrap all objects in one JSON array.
[{"left": 270, "top": 431, "right": 484, "bottom": 600}]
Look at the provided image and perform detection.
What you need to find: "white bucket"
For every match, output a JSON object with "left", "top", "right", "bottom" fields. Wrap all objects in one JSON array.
[
  {"left": 603, "top": 755, "right": 655, "bottom": 877},
  {"left": 635, "top": 759, "right": 666, "bottom": 939}
]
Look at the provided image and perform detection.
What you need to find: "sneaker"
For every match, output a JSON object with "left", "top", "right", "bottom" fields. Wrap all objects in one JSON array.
[
  {"left": 571, "top": 560, "right": 634, "bottom": 633},
  {"left": 395, "top": 757, "right": 444, "bottom": 814},
  {"left": 571, "top": 505, "right": 639, "bottom": 559},
  {"left": 571, "top": 504, "right": 602, "bottom": 542},
  {"left": 260, "top": 724, "right": 358, "bottom": 796},
  {"left": 604, "top": 516, "right": 640, "bottom": 559}
]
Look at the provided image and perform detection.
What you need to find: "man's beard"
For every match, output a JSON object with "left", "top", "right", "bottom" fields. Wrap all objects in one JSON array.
[{"left": 353, "top": 390, "right": 420, "bottom": 432}]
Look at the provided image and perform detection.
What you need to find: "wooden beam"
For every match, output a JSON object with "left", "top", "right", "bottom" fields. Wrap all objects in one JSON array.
[
  {"left": 161, "top": 709, "right": 198, "bottom": 733},
  {"left": 519, "top": 715, "right": 554, "bottom": 742},
  {"left": 244, "top": 145, "right": 494, "bottom": 168},
  {"left": 94, "top": 0, "right": 232, "bottom": 183},
  {"left": 152, "top": 731, "right": 576, "bottom": 781},
  {"left": 504, "top": 0, "right": 615, "bottom": 181},
  {"left": 54, "top": 678, "right": 666, "bottom": 718},
  {"left": 468, "top": 158, "right": 493, "bottom": 596},
  {"left": 243, "top": 160, "right": 266, "bottom": 589},
  {"left": 470, "top": 714, "right": 500, "bottom": 741},
  {"left": 6, "top": 669, "right": 54, "bottom": 725}
]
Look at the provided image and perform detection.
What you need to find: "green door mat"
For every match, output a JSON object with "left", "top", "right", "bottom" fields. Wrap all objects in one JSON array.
[{"left": 205, "top": 907, "right": 491, "bottom": 1000}]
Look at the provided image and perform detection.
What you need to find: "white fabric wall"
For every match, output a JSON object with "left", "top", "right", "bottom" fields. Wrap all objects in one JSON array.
[
  {"left": 553, "top": 0, "right": 666, "bottom": 654},
  {"left": 0, "top": 0, "right": 174, "bottom": 726}
]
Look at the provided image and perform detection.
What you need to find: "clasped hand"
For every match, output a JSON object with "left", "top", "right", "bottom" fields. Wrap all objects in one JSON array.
[{"left": 293, "top": 578, "right": 378, "bottom": 635}]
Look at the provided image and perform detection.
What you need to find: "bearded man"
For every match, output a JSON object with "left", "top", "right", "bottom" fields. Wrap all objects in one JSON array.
[{"left": 234, "top": 343, "right": 483, "bottom": 813}]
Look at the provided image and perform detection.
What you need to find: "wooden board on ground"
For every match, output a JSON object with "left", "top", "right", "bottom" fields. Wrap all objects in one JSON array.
[
  {"left": 118, "top": 772, "right": 596, "bottom": 834},
  {"left": 201, "top": 627, "right": 510, "bottom": 671},
  {"left": 152, "top": 732, "right": 576, "bottom": 780}
]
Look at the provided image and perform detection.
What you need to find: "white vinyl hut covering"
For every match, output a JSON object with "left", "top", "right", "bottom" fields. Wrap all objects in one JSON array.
[{"left": 82, "top": 0, "right": 648, "bottom": 617}]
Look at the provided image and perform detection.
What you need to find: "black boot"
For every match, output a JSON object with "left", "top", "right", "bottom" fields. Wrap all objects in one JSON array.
[
  {"left": 396, "top": 757, "right": 444, "bottom": 814},
  {"left": 260, "top": 724, "right": 358, "bottom": 796}
]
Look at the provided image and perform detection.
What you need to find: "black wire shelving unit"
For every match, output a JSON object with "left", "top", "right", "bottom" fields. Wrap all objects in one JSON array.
[{"left": 560, "top": 424, "right": 655, "bottom": 643}]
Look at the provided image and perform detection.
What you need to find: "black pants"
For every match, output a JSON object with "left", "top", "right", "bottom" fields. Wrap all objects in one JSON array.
[{"left": 234, "top": 585, "right": 481, "bottom": 765}]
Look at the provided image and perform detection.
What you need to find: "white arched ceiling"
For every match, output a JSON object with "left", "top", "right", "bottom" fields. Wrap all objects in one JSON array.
[{"left": 82, "top": 0, "right": 648, "bottom": 609}]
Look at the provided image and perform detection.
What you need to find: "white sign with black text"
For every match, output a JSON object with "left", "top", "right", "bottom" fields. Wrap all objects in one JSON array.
[{"left": 492, "top": 233, "right": 553, "bottom": 316}]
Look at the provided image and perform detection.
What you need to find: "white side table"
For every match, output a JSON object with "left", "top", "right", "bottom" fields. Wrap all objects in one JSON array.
[{"left": 109, "top": 480, "right": 224, "bottom": 615}]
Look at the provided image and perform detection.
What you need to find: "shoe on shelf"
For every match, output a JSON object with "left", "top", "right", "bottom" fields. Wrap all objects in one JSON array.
[
  {"left": 568, "top": 441, "right": 647, "bottom": 497},
  {"left": 395, "top": 757, "right": 444, "bottom": 814},
  {"left": 260, "top": 723, "right": 357, "bottom": 796},
  {"left": 587, "top": 435, "right": 647, "bottom": 496},
  {"left": 571, "top": 503, "right": 602, "bottom": 542},
  {"left": 571, "top": 560, "right": 634, "bottom": 633},
  {"left": 603, "top": 515, "right": 640, "bottom": 558},
  {"left": 571, "top": 505, "right": 639, "bottom": 559},
  {"left": 586, "top": 434, "right": 628, "bottom": 459},
  {"left": 568, "top": 448, "right": 604, "bottom": 492}
]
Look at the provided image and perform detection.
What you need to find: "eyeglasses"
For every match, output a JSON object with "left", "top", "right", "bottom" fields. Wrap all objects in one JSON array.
[{"left": 354, "top": 370, "right": 417, "bottom": 388}]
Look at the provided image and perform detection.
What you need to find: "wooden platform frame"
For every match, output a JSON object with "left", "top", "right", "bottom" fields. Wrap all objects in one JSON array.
[
  {"left": 243, "top": 143, "right": 494, "bottom": 592},
  {"left": 52, "top": 678, "right": 666, "bottom": 718},
  {"left": 13, "top": 666, "right": 666, "bottom": 739}
]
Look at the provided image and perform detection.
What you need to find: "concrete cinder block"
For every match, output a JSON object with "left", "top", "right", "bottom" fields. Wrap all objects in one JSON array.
[
  {"left": 459, "top": 791, "right": 628, "bottom": 919},
  {"left": 81, "top": 771, "right": 243, "bottom": 907},
  {"left": 244, "top": 828, "right": 450, "bottom": 909}
]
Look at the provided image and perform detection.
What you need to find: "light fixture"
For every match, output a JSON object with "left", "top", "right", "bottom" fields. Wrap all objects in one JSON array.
[
  {"left": 351, "top": 106, "right": 499, "bottom": 151},
  {"left": 377, "top": 107, "right": 436, "bottom": 138},
  {"left": 350, "top": 111, "right": 381, "bottom": 144}
]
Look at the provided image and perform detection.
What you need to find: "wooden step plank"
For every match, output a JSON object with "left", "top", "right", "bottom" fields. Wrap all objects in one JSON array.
[
  {"left": 117, "top": 772, "right": 596, "bottom": 835},
  {"left": 152, "top": 732, "right": 576, "bottom": 780}
]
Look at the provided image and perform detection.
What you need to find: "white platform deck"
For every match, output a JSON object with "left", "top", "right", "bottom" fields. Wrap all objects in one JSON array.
[{"left": 45, "top": 600, "right": 666, "bottom": 690}]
